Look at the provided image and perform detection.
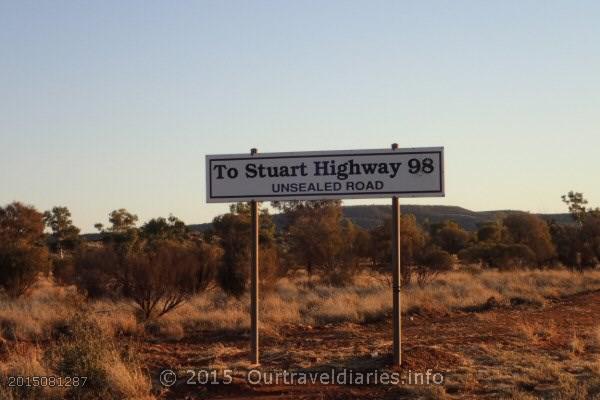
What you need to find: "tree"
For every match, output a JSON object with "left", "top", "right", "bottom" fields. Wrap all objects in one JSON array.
[
  {"left": 562, "top": 191, "right": 596, "bottom": 224},
  {"left": 0, "top": 243, "right": 49, "bottom": 297},
  {"left": 286, "top": 204, "right": 345, "bottom": 274},
  {"left": 415, "top": 247, "right": 453, "bottom": 286},
  {"left": 0, "top": 202, "right": 49, "bottom": 297},
  {"left": 74, "top": 241, "right": 218, "bottom": 319},
  {"left": 107, "top": 209, "right": 139, "bottom": 232},
  {"left": 458, "top": 242, "right": 536, "bottom": 269},
  {"left": 210, "top": 203, "right": 278, "bottom": 296},
  {"left": 95, "top": 209, "right": 140, "bottom": 255},
  {"left": 430, "top": 220, "right": 471, "bottom": 254},
  {"left": 553, "top": 192, "right": 600, "bottom": 268},
  {"left": 368, "top": 214, "right": 427, "bottom": 284},
  {"left": 581, "top": 214, "right": 600, "bottom": 267},
  {"left": 503, "top": 213, "right": 556, "bottom": 265},
  {"left": 271, "top": 200, "right": 342, "bottom": 225},
  {"left": 549, "top": 221, "right": 581, "bottom": 267},
  {"left": 0, "top": 202, "right": 46, "bottom": 243},
  {"left": 272, "top": 201, "right": 358, "bottom": 276},
  {"left": 340, "top": 220, "right": 371, "bottom": 271},
  {"left": 477, "top": 221, "right": 506, "bottom": 243},
  {"left": 43, "top": 206, "right": 80, "bottom": 259},
  {"left": 141, "top": 214, "right": 188, "bottom": 243}
]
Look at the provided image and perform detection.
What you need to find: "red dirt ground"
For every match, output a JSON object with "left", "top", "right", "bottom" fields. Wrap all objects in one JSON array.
[{"left": 142, "top": 290, "right": 600, "bottom": 399}]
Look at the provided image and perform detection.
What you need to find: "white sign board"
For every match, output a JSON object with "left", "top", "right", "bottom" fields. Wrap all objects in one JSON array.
[{"left": 206, "top": 147, "right": 444, "bottom": 203}]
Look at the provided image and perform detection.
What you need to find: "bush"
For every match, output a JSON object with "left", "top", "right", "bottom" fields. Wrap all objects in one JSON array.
[
  {"left": 123, "top": 241, "right": 216, "bottom": 320},
  {"left": 430, "top": 221, "right": 471, "bottom": 254},
  {"left": 581, "top": 215, "right": 600, "bottom": 267},
  {"left": 477, "top": 222, "right": 505, "bottom": 243},
  {"left": 50, "top": 255, "right": 77, "bottom": 286},
  {"left": 415, "top": 248, "right": 454, "bottom": 286},
  {"left": 0, "top": 242, "right": 49, "bottom": 297},
  {"left": 212, "top": 203, "right": 277, "bottom": 296},
  {"left": 73, "top": 247, "right": 119, "bottom": 299},
  {"left": 46, "top": 317, "right": 114, "bottom": 399},
  {"left": 74, "top": 241, "right": 218, "bottom": 320},
  {"left": 503, "top": 213, "right": 556, "bottom": 265},
  {"left": 0, "top": 202, "right": 49, "bottom": 298},
  {"left": 459, "top": 242, "right": 536, "bottom": 269},
  {"left": 369, "top": 214, "right": 427, "bottom": 285},
  {"left": 46, "top": 316, "right": 151, "bottom": 399}
]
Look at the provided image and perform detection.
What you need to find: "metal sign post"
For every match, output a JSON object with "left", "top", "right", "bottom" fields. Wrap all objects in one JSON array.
[
  {"left": 391, "top": 144, "right": 401, "bottom": 366},
  {"left": 250, "top": 148, "right": 259, "bottom": 365}
]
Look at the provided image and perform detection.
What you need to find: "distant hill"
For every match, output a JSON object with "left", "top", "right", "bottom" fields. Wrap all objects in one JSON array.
[
  {"left": 186, "top": 204, "right": 573, "bottom": 233},
  {"left": 82, "top": 205, "right": 572, "bottom": 240},
  {"left": 339, "top": 205, "right": 573, "bottom": 231}
]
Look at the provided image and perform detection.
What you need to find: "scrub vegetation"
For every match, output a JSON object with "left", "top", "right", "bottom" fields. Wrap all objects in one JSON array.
[{"left": 1, "top": 192, "right": 600, "bottom": 399}]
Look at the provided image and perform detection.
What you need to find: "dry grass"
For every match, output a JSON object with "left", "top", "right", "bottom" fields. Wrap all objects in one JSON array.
[
  {"left": 518, "top": 321, "right": 558, "bottom": 344},
  {"left": 570, "top": 333, "right": 586, "bottom": 356},
  {"left": 0, "top": 345, "right": 66, "bottom": 400},
  {"left": 406, "top": 268, "right": 600, "bottom": 315},
  {"left": 2, "top": 268, "right": 600, "bottom": 399},
  {"left": 479, "top": 342, "right": 600, "bottom": 399},
  {"left": 0, "top": 290, "right": 154, "bottom": 400},
  {"left": 0, "top": 278, "right": 79, "bottom": 340},
  {"left": 3, "top": 269, "right": 600, "bottom": 343},
  {"left": 104, "top": 350, "right": 154, "bottom": 400}
]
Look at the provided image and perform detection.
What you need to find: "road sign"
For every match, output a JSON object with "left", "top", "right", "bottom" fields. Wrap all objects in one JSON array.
[
  {"left": 206, "top": 147, "right": 444, "bottom": 203},
  {"left": 205, "top": 145, "right": 445, "bottom": 367}
]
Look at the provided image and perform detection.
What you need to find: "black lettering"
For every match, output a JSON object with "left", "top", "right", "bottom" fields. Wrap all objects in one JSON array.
[
  {"left": 408, "top": 159, "right": 421, "bottom": 174},
  {"left": 422, "top": 158, "right": 434, "bottom": 173},
  {"left": 348, "top": 160, "right": 361, "bottom": 175},
  {"left": 337, "top": 163, "right": 349, "bottom": 180},
  {"left": 266, "top": 166, "right": 279, "bottom": 177},
  {"left": 299, "top": 162, "right": 308, "bottom": 176},
  {"left": 389, "top": 163, "right": 402, "bottom": 178},
  {"left": 213, "top": 164, "right": 227, "bottom": 179},
  {"left": 227, "top": 168, "right": 238, "bottom": 179},
  {"left": 245, "top": 163, "right": 257, "bottom": 178},
  {"left": 277, "top": 167, "right": 287, "bottom": 177},
  {"left": 361, "top": 163, "right": 378, "bottom": 174},
  {"left": 258, "top": 164, "right": 267, "bottom": 177},
  {"left": 314, "top": 161, "right": 328, "bottom": 176},
  {"left": 377, "top": 164, "right": 389, "bottom": 175}
]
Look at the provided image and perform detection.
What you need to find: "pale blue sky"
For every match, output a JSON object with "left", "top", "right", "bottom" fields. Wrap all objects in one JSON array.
[{"left": 1, "top": 1, "right": 599, "bottom": 232}]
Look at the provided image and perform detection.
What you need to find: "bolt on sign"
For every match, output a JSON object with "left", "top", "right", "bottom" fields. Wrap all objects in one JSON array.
[
  {"left": 206, "top": 147, "right": 444, "bottom": 202},
  {"left": 205, "top": 146, "right": 444, "bottom": 367}
]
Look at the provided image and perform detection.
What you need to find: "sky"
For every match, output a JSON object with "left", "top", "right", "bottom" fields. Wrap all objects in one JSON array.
[{"left": 1, "top": 1, "right": 599, "bottom": 232}]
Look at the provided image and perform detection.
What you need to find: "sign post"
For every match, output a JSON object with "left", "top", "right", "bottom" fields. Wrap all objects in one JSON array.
[
  {"left": 250, "top": 148, "right": 259, "bottom": 365},
  {"left": 206, "top": 146, "right": 444, "bottom": 366},
  {"left": 391, "top": 144, "right": 401, "bottom": 366}
]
